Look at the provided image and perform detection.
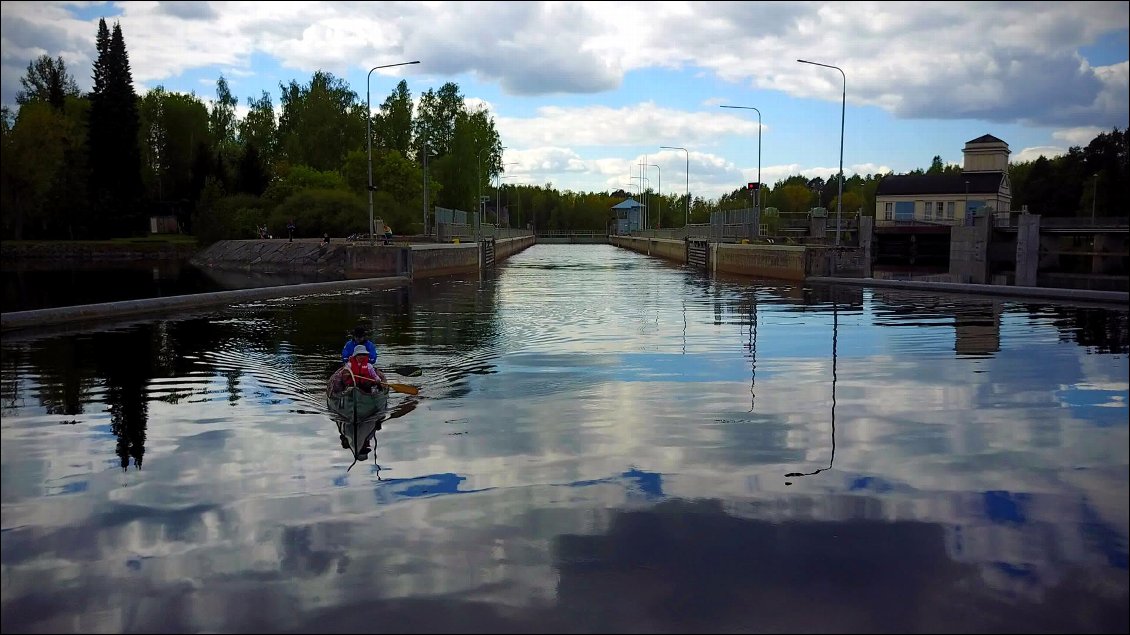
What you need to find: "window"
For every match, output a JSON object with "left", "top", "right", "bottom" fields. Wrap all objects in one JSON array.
[
  {"left": 935, "top": 202, "right": 943, "bottom": 219},
  {"left": 946, "top": 202, "right": 955, "bottom": 220},
  {"left": 884, "top": 202, "right": 893, "bottom": 220}
]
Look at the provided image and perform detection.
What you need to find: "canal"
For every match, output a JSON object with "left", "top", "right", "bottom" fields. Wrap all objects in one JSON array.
[{"left": 2, "top": 244, "right": 1127, "bottom": 633}]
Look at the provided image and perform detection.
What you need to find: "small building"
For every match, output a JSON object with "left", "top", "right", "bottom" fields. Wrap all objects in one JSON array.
[
  {"left": 875, "top": 134, "right": 1013, "bottom": 227},
  {"left": 149, "top": 215, "right": 179, "bottom": 234},
  {"left": 611, "top": 198, "right": 643, "bottom": 234}
]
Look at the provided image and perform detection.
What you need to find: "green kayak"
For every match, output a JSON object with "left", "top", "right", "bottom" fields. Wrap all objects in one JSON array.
[{"left": 326, "top": 366, "right": 390, "bottom": 423}]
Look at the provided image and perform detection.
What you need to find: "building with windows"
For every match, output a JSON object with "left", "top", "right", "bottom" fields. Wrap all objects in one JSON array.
[
  {"left": 875, "top": 135, "right": 1013, "bottom": 227},
  {"left": 612, "top": 198, "right": 643, "bottom": 234}
]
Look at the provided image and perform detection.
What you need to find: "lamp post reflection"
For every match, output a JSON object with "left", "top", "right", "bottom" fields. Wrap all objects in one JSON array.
[
  {"left": 785, "top": 297, "right": 837, "bottom": 482},
  {"left": 747, "top": 290, "right": 758, "bottom": 413}
]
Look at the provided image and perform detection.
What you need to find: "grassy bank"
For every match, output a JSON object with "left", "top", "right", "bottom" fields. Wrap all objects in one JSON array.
[{"left": 1, "top": 236, "right": 201, "bottom": 261}]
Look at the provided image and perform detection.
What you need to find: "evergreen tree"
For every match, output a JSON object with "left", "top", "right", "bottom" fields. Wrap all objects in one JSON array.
[{"left": 88, "top": 19, "right": 142, "bottom": 236}]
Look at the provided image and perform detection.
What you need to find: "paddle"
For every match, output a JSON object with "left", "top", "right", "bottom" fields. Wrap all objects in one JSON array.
[{"left": 348, "top": 372, "right": 420, "bottom": 396}]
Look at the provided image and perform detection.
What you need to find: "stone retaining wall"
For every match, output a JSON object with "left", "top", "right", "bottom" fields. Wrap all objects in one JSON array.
[
  {"left": 191, "top": 236, "right": 536, "bottom": 280},
  {"left": 191, "top": 239, "right": 348, "bottom": 275}
]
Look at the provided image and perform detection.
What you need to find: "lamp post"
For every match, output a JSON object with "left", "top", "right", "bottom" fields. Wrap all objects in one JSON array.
[
  {"left": 719, "top": 105, "right": 761, "bottom": 212},
  {"left": 366, "top": 60, "right": 420, "bottom": 245},
  {"left": 797, "top": 59, "right": 845, "bottom": 246},
  {"left": 648, "top": 164, "right": 661, "bottom": 228},
  {"left": 497, "top": 162, "right": 517, "bottom": 227},
  {"left": 964, "top": 180, "right": 970, "bottom": 224},
  {"left": 630, "top": 175, "right": 650, "bottom": 231},
  {"left": 499, "top": 174, "right": 519, "bottom": 228},
  {"left": 478, "top": 145, "right": 504, "bottom": 229},
  {"left": 1092, "top": 173, "right": 1099, "bottom": 223},
  {"left": 660, "top": 146, "right": 689, "bottom": 226},
  {"left": 422, "top": 142, "right": 436, "bottom": 237}
]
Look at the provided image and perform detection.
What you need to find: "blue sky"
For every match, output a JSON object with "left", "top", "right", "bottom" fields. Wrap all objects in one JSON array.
[{"left": 1, "top": 1, "right": 1127, "bottom": 199}]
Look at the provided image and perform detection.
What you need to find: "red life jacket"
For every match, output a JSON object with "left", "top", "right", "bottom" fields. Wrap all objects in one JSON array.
[{"left": 348, "top": 357, "right": 377, "bottom": 384}]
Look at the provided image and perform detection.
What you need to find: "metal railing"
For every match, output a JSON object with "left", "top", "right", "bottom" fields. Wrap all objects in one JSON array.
[{"left": 539, "top": 229, "right": 607, "bottom": 236}]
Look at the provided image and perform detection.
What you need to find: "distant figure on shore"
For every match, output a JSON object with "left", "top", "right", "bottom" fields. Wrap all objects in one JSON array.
[
  {"left": 287, "top": 219, "right": 296, "bottom": 242},
  {"left": 383, "top": 223, "right": 393, "bottom": 245},
  {"left": 322, "top": 232, "right": 330, "bottom": 246}
]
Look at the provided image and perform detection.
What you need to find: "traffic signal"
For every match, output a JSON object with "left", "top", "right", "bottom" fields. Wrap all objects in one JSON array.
[{"left": 747, "top": 182, "right": 760, "bottom": 191}]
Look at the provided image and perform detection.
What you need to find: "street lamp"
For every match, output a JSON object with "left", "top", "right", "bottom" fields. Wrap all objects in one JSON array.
[
  {"left": 497, "top": 162, "right": 517, "bottom": 227},
  {"left": 478, "top": 145, "right": 504, "bottom": 231},
  {"left": 366, "top": 60, "right": 420, "bottom": 245},
  {"left": 630, "top": 175, "right": 650, "bottom": 231},
  {"left": 719, "top": 105, "right": 761, "bottom": 212},
  {"left": 648, "top": 164, "right": 661, "bottom": 229},
  {"left": 422, "top": 142, "right": 437, "bottom": 237},
  {"left": 660, "top": 146, "right": 689, "bottom": 226},
  {"left": 964, "top": 180, "right": 970, "bottom": 224},
  {"left": 1091, "top": 173, "right": 1099, "bottom": 223},
  {"left": 500, "top": 173, "right": 518, "bottom": 227},
  {"left": 501, "top": 175, "right": 517, "bottom": 227},
  {"left": 797, "top": 59, "right": 845, "bottom": 246}
]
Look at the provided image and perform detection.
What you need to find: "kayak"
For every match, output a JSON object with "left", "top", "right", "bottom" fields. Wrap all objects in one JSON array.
[
  {"left": 334, "top": 409, "right": 383, "bottom": 464},
  {"left": 326, "top": 366, "right": 390, "bottom": 422}
]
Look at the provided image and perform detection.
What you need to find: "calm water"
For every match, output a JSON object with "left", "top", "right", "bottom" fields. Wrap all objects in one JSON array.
[{"left": 2, "top": 244, "right": 1127, "bottom": 634}]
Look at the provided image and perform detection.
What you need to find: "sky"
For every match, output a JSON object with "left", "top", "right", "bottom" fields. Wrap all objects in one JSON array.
[{"left": 1, "top": 1, "right": 1128, "bottom": 200}]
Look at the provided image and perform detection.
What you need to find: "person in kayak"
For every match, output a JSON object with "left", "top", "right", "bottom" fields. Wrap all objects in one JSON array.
[
  {"left": 341, "top": 326, "right": 378, "bottom": 365},
  {"left": 346, "top": 345, "right": 386, "bottom": 391}
]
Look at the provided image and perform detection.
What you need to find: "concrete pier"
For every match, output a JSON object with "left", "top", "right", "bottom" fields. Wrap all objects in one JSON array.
[
  {"left": 812, "top": 276, "right": 1128, "bottom": 305},
  {"left": 2, "top": 276, "right": 410, "bottom": 332}
]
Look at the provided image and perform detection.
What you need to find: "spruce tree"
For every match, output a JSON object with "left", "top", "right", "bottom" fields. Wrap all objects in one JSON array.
[{"left": 88, "top": 19, "right": 142, "bottom": 235}]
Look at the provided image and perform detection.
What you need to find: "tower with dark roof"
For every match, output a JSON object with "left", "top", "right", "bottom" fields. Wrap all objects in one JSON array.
[{"left": 963, "top": 134, "right": 1010, "bottom": 173}]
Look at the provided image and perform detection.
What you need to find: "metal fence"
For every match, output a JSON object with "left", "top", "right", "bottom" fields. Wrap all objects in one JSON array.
[{"left": 434, "top": 207, "right": 469, "bottom": 226}]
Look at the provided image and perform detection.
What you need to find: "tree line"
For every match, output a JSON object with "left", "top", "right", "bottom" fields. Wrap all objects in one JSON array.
[{"left": 2, "top": 18, "right": 1126, "bottom": 242}]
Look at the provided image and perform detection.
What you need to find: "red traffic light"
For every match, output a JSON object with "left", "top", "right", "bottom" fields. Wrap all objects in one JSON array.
[{"left": 747, "top": 182, "right": 760, "bottom": 190}]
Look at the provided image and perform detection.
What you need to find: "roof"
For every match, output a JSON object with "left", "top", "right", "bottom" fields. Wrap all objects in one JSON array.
[
  {"left": 611, "top": 198, "right": 641, "bottom": 209},
  {"left": 875, "top": 172, "right": 1004, "bottom": 197},
  {"left": 967, "top": 134, "right": 1006, "bottom": 144}
]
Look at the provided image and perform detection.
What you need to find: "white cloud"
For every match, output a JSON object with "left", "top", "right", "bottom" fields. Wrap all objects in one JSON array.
[
  {"left": 5, "top": 2, "right": 1125, "bottom": 127},
  {"left": 1014, "top": 146, "right": 1067, "bottom": 163},
  {"left": 1, "top": 1, "right": 1125, "bottom": 199},
  {"left": 1053, "top": 127, "right": 1106, "bottom": 146},
  {"left": 496, "top": 102, "right": 760, "bottom": 148}
]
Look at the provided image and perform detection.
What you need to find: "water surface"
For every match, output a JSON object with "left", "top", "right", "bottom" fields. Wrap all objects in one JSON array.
[{"left": 2, "top": 244, "right": 1127, "bottom": 633}]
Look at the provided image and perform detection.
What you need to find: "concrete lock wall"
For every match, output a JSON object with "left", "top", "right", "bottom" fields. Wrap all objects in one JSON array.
[
  {"left": 804, "top": 246, "right": 870, "bottom": 278},
  {"left": 345, "top": 245, "right": 406, "bottom": 278},
  {"left": 609, "top": 236, "right": 688, "bottom": 262},
  {"left": 714, "top": 244, "right": 807, "bottom": 280},
  {"left": 610, "top": 236, "right": 811, "bottom": 280},
  {"left": 495, "top": 235, "right": 536, "bottom": 260},
  {"left": 949, "top": 216, "right": 993, "bottom": 284},
  {"left": 193, "top": 237, "right": 535, "bottom": 281},
  {"left": 409, "top": 243, "right": 480, "bottom": 279}
]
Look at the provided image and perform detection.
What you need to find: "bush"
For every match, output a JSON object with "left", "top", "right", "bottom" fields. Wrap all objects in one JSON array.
[{"left": 270, "top": 188, "right": 366, "bottom": 238}]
